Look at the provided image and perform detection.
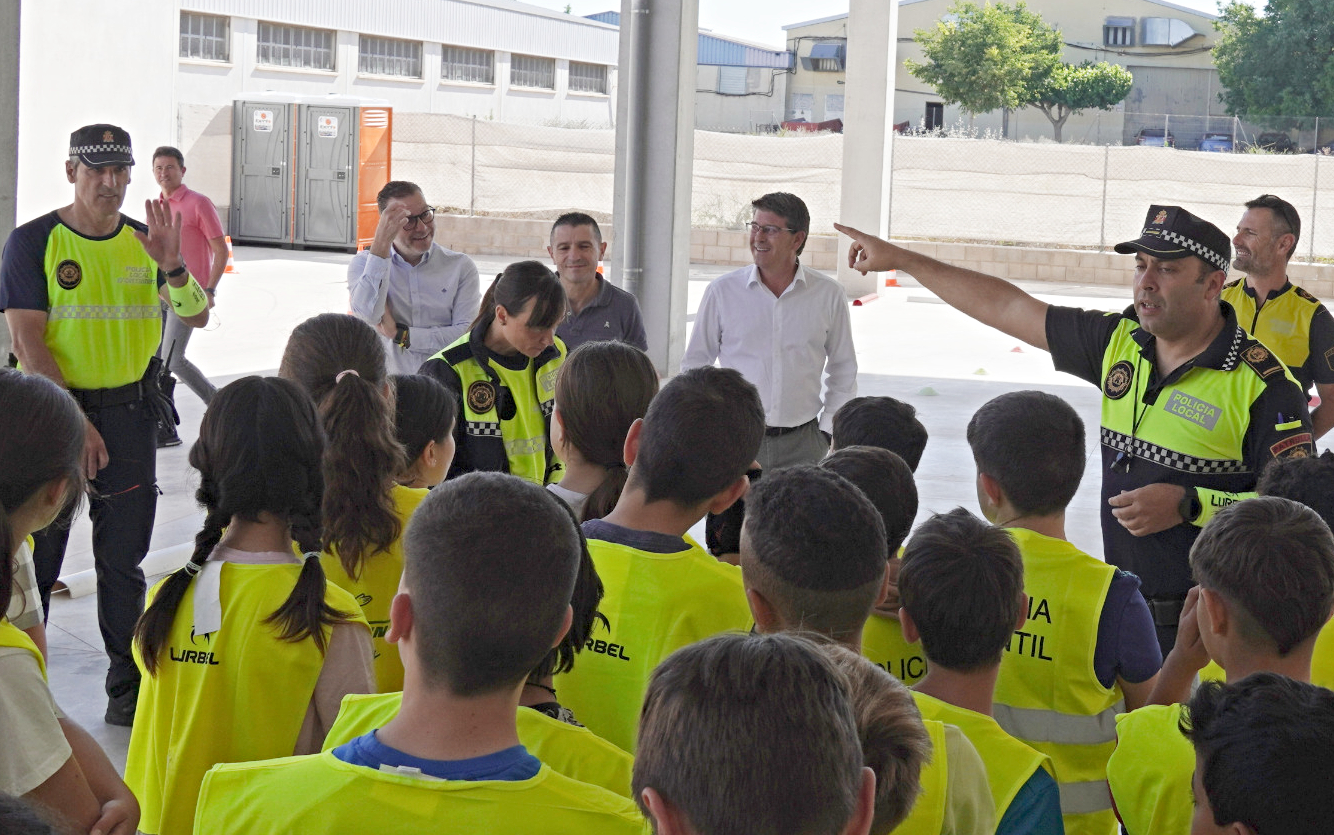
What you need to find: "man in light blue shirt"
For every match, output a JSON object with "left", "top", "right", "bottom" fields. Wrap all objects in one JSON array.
[{"left": 349, "top": 181, "right": 482, "bottom": 375}]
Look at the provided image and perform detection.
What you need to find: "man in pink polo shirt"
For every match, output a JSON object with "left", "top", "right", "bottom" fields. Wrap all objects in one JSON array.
[{"left": 153, "top": 146, "right": 225, "bottom": 445}]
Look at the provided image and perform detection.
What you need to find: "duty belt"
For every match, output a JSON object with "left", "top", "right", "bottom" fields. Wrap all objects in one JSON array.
[
  {"left": 1146, "top": 596, "right": 1187, "bottom": 628},
  {"left": 69, "top": 380, "right": 149, "bottom": 410}
]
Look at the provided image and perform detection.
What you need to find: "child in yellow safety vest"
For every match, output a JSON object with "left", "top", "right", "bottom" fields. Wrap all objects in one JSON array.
[
  {"left": 968, "top": 390, "right": 1163, "bottom": 835},
  {"left": 1106, "top": 496, "right": 1334, "bottom": 835},
  {"left": 633, "top": 632, "right": 879, "bottom": 835},
  {"left": 741, "top": 465, "right": 995, "bottom": 835},
  {"left": 0, "top": 369, "right": 139, "bottom": 834},
  {"left": 193, "top": 472, "right": 645, "bottom": 835},
  {"left": 281, "top": 313, "right": 421, "bottom": 693},
  {"left": 1181, "top": 673, "right": 1334, "bottom": 835},
  {"left": 898, "top": 508, "right": 1062, "bottom": 835},
  {"left": 554, "top": 366, "right": 765, "bottom": 752},
  {"left": 125, "top": 376, "right": 374, "bottom": 835},
  {"left": 819, "top": 446, "right": 928, "bottom": 686}
]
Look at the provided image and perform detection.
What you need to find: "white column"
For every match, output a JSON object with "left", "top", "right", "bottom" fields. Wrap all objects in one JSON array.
[
  {"left": 609, "top": 0, "right": 699, "bottom": 375},
  {"left": 836, "top": 0, "right": 899, "bottom": 297},
  {"left": 0, "top": 0, "right": 19, "bottom": 359}
]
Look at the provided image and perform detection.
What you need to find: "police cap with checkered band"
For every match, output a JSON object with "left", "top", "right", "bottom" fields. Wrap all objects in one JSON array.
[
  {"left": 68, "top": 123, "right": 135, "bottom": 168},
  {"left": 1114, "top": 205, "right": 1230, "bottom": 274}
]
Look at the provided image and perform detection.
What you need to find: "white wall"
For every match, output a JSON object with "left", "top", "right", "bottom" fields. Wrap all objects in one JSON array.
[{"left": 18, "top": 0, "right": 178, "bottom": 220}]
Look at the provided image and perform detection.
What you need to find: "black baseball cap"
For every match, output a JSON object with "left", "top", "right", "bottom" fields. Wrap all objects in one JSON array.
[
  {"left": 68, "top": 124, "right": 135, "bottom": 168},
  {"left": 1114, "top": 205, "right": 1230, "bottom": 274}
]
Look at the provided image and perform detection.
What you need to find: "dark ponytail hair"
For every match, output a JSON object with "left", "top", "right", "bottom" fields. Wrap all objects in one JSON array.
[
  {"left": 134, "top": 376, "right": 353, "bottom": 675},
  {"left": 390, "top": 374, "right": 457, "bottom": 468},
  {"left": 470, "top": 260, "right": 566, "bottom": 333},
  {"left": 528, "top": 497, "right": 607, "bottom": 681},
  {"left": 279, "top": 314, "right": 406, "bottom": 580},
  {"left": 0, "top": 369, "right": 85, "bottom": 613},
  {"left": 555, "top": 342, "right": 659, "bottom": 522}
]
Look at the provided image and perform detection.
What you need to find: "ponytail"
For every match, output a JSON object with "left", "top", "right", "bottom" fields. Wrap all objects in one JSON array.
[
  {"left": 263, "top": 499, "right": 351, "bottom": 651},
  {"left": 135, "top": 375, "right": 357, "bottom": 675},
  {"left": 528, "top": 499, "right": 607, "bottom": 680},
  {"left": 320, "top": 371, "right": 404, "bottom": 579},
  {"left": 581, "top": 465, "right": 629, "bottom": 524},
  {"left": 134, "top": 502, "right": 224, "bottom": 676},
  {"left": 0, "top": 505, "right": 15, "bottom": 617}
]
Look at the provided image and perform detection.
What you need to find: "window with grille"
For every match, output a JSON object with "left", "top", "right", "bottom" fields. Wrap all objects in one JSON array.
[
  {"left": 442, "top": 46, "right": 494, "bottom": 84},
  {"left": 180, "top": 12, "right": 229, "bottom": 62},
  {"left": 359, "top": 35, "right": 422, "bottom": 78},
  {"left": 1104, "top": 17, "right": 1135, "bottom": 47},
  {"left": 257, "top": 22, "right": 336, "bottom": 71},
  {"left": 510, "top": 54, "right": 555, "bottom": 90},
  {"left": 568, "top": 61, "right": 607, "bottom": 94}
]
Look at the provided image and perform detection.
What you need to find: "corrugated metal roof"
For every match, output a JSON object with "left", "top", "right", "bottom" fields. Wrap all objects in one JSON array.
[
  {"left": 184, "top": 0, "right": 619, "bottom": 63},
  {"left": 585, "top": 10, "right": 791, "bottom": 67}
]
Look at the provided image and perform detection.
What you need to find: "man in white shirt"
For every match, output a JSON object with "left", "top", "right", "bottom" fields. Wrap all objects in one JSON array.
[
  {"left": 682, "top": 192, "right": 857, "bottom": 469},
  {"left": 348, "top": 181, "right": 482, "bottom": 375}
]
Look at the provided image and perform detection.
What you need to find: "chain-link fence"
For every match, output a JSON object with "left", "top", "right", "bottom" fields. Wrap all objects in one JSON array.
[{"left": 392, "top": 112, "right": 1334, "bottom": 261}]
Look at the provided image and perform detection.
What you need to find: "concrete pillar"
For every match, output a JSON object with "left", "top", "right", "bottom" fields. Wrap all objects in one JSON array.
[
  {"left": 836, "top": 0, "right": 899, "bottom": 297},
  {"left": 0, "top": 0, "right": 18, "bottom": 360},
  {"left": 609, "top": 0, "right": 699, "bottom": 375}
]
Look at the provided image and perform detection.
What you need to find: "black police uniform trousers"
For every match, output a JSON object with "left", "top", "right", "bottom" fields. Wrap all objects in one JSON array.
[{"left": 32, "top": 398, "right": 158, "bottom": 700}]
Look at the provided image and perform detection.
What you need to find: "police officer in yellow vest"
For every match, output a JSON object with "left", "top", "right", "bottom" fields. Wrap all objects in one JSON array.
[
  {"left": 419, "top": 261, "right": 566, "bottom": 486},
  {"left": 0, "top": 124, "right": 209, "bottom": 725},
  {"left": 838, "top": 206, "right": 1314, "bottom": 655},
  {"left": 1222, "top": 194, "right": 1334, "bottom": 439}
]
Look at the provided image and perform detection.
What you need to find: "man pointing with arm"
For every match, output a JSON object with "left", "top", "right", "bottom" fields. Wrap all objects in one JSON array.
[{"left": 837, "top": 206, "right": 1313, "bottom": 654}]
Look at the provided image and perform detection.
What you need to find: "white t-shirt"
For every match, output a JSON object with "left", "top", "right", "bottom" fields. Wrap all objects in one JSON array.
[
  {"left": 547, "top": 483, "right": 590, "bottom": 522},
  {"left": 0, "top": 647, "right": 70, "bottom": 795}
]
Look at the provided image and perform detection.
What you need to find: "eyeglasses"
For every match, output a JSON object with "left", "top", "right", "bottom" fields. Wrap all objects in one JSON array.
[
  {"left": 746, "top": 222, "right": 796, "bottom": 237},
  {"left": 404, "top": 208, "right": 435, "bottom": 229}
]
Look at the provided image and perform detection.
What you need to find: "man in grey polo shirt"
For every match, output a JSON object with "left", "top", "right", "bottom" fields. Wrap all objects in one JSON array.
[
  {"left": 548, "top": 212, "right": 648, "bottom": 352},
  {"left": 349, "top": 181, "right": 481, "bottom": 374}
]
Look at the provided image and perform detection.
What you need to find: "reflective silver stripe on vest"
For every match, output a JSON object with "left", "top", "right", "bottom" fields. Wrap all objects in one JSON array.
[
  {"left": 1059, "top": 779, "right": 1114, "bottom": 816},
  {"left": 48, "top": 304, "right": 161, "bottom": 321},
  {"left": 992, "top": 701, "right": 1124, "bottom": 746}
]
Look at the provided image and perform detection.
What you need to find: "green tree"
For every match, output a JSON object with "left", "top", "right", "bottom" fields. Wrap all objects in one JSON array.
[
  {"left": 907, "top": 1, "right": 1062, "bottom": 137},
  {"left": 1214, "top": 0, "right": 1334, "bottom": 121},
  {"left": 1029, "top": 61, "right": 1134, "bottom": 142}
]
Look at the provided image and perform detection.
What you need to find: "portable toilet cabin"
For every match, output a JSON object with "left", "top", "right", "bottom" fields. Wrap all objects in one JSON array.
[
  {"left": 230, "top": 93, "right": 300, "bottom": 246},
  {"left": 231, "top": 94, "right": 392, "bottom": 251}
]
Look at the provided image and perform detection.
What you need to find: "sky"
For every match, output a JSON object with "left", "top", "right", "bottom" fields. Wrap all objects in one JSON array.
[{"left": 521, "top": 0, "right": 1266, "bottom": 49}]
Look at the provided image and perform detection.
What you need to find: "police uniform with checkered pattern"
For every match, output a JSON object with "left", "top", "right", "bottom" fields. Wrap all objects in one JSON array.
[
  {"left": 418, "top": 327, "right": 566, "bottom": 486},
  {"left": 1046, "top": 301, "right": 1313, "bottom": 605},
  {"left": 1221, "top": 278, "right": 1334, "bottom": 394}
]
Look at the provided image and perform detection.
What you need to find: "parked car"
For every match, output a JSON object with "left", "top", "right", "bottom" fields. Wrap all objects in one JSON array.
[
  {"left": 1199, "top": 134, "right": 1234, "bottom": 153},
  {"left": 1253, "top": 132, "right": 1297, "bottom": 153},
  {"left": 1135, "top": 128, "right": 1175, "bottom": 147}
]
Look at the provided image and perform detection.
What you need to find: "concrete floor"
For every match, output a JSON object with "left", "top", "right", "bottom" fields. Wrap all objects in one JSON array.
[{"left": 43, "top": 243, "right": 1223, "bottom": 770}]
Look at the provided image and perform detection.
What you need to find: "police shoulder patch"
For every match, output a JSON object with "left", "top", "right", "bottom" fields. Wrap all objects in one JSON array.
[
  {"left": 1295, "top": 285, "right": 1320, "bottom": 304},
  {"left": 1239, "top": 338, "right": 1286, "bottom": 379},
  {"left": 1222, "top": 278, "right": 1242, "bottom": 290}
]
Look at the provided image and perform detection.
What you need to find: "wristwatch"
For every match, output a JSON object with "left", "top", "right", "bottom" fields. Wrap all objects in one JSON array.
[{"left": 1178, "top": 487, "right": 1203, "bottom": 524}]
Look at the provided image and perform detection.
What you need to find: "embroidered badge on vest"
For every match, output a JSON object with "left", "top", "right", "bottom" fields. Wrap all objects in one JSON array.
[
  {"left": 56, "top": 259, "right": 82, "bottom": 290},
  {"left": 1240, "top": 343, "right": 1284, "bottom": 379},
  {"left": 467, "top": 380, "right": 496, "bottom": 413},
  {"left": 1104, "top": 360, "right": 1134, "bottom": 399},
  {"left": 1271, "top": 434, "right": 1314, "bottom": 459}
]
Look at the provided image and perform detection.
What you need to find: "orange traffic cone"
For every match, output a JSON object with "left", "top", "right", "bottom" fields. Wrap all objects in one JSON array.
[{"left": 224, "top": 236, "right": 237, "bottom": 274}]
